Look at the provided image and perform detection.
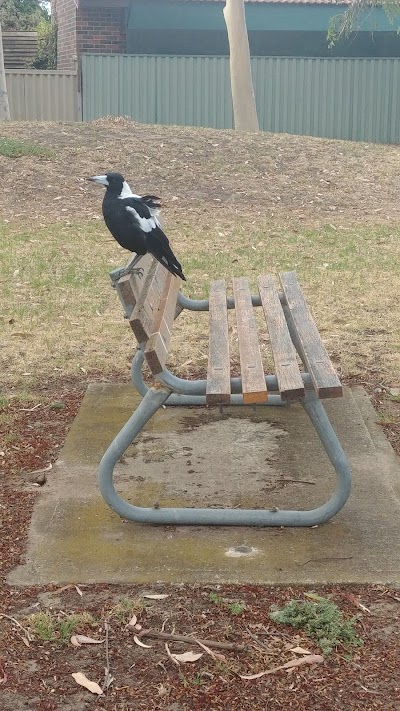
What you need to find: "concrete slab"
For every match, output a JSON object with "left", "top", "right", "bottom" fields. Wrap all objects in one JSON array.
[{"left": 9, "top": 385, "right": 400, "bottom": 586}]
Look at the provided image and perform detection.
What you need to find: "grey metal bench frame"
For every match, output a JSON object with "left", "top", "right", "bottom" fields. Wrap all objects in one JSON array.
[{"left": 98, "top": 259, "right": 351, "bottom": 527}]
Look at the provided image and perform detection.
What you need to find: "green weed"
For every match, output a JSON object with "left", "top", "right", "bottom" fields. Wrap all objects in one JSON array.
[
  {"left": 0, "top": 138, "right": 54, "bottom": 159},
  {"left": 49, "top": 401, "right": 65, "bottom": 411},
  {"left": 107, "top": 597, "right": 144, "bottom": 623},
  {"left": 28, "top": 611, "right": 97, "bottom": 645},
  {"left": 270, "top": 597, "right": 363, "bottom": 656},
  {"left": 209, "top": 592, "right": 246, "bottom": 615},
  {"left": 227, "top": 602, "right": 246, "bottom": 616},
  {"left": 209, "top": 592, "right": 223, "bottom": 605}
]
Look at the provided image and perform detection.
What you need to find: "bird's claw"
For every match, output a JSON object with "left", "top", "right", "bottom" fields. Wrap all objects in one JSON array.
[
  {"left": 131, "top": 267, "right": 144, "bottom": 279},
  {"left": 109, "top": 266, "right": 144, "bottom": 287}
]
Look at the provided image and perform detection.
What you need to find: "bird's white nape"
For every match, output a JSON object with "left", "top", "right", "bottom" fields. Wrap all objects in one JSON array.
[{"left": 119, "top": 180, "right": 140, "bottom": 199}]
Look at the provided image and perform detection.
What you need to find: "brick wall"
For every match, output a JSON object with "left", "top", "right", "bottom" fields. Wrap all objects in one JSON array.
[
  {"left": 52, "top": 0, "right": 78, "bottom": 71},
  {"left": 77, "top": 8, "right": 127, "bottom": 56}
]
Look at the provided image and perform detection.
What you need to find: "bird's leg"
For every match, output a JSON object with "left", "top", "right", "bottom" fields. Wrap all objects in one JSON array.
[{"left": 109, "top": 254, "right": 144, "bottom": 287}]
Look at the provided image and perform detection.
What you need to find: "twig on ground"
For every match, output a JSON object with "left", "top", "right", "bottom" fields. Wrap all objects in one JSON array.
[
  {"left": 297, "top": 556, "right": 353, "bottom": 566},
  {"left": 0, "top": 613, "right": 33, "bottom": 642},
  {"left": 276, "top": 478, "right": 316, "bottom": 485},
  {"left": 102, "top": 620, "right": 114, "bottom": 692},
  {"left": 134, "top": 628, "right": 246, "bottom": 652},
  {"left": 245, "top": 626, "right": 273, "bottom": 653}
]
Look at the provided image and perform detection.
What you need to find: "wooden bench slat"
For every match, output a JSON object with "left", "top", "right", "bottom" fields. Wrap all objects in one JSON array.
[
  {"left": 206, "top": 280, "right": 231, "bottom": 405},
  {"left": 115, "top": 253, "right": 154, "bottom": 316},
  {"left": 258, "top": 275, "right": 305, "bottom": 400},
  {"left": 279, "top": 272, "right": 342, "bottom": 398},
  {"left": 129, "top": 261, "right": 169, "bottom": 342},
  {"left": 144, "top": 274, "right": 181, "bottom": 374},
  {"left": 233, "top": 277, "right": 268, "bottom": 404}
]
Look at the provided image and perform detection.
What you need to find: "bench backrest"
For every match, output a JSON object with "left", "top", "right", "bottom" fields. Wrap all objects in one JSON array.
[{"left": 115, "top": 255, "right": 181, "bottom": 375}]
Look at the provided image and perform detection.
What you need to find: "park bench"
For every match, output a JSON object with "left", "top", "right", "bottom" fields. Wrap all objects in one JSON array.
[{"left": 98, "top": 254, "right": 351, "bottom": 527}]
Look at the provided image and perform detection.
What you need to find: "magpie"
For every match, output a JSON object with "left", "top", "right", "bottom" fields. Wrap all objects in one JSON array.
[{"left": 87, "top": 172, "right": 186, "bottom": 281}]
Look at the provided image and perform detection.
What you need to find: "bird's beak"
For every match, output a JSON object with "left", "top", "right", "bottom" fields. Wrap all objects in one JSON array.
[{"left": 87, "top": 175, "right": 109, "bottom": 186}]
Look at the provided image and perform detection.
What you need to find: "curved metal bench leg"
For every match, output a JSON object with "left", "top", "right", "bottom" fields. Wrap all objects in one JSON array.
[
  {"left": 98, "top": 386, "right": 171, "bottom": 518},
  {"left": 98, "top": 387, "right": 351, "bottom": 526},
  {"left": 301, "top": 393, "right": 351, "bottom": 522}
]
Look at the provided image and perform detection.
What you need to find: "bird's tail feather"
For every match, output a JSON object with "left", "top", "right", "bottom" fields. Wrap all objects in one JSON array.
[{"left": 152, "top": 252, "right": 186, "bottom": 281}]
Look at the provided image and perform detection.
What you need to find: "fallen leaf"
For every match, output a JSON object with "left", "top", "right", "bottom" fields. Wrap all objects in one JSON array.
[
  {"left": 71, "top": 635, "right": 104, "bottom": 646},
  {"left": 71, "top": 672, "right": 103, "bottom": 695},
  {"left": 0, "top": 664, "right": 7, "bottom": 684},
  {"left": 133, "top": 635, "right": 153, "bottom": 648},
  {"left": 142, "top": 593, "right": 169, "bottom": 600},
  {"left": 194, "top": 639, "right": 226, "bottom": 663},
  {"left": 27, "top": 463, "right": 52, "bottom": 476},
  {"left": 239, "top": 654, "right": 324, "bottom": 680},
  {"left": 170, "top": 651, "right": 203, "bottom": 663},
  {"left": 343, "top": 592, "right": 371, "bottom": 614},
  {"left": 290, "top": 646, "right": 312, "bottom": 655},
  {"left": 165, "top": 642, "right": 180, "bottom": 666},
  {"left": 389, "top": 387, "right": 400, "bottom": 397},
  {"left": 75, "top": 585, "right": 83, "bottom": 597},
  {"left": 127, "top": 614, "right": 137, "bottom": 627}
]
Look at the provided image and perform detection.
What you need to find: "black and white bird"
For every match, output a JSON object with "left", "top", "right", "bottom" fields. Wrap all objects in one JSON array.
[{"left": 87, "top": 171, "right": 186, "bottom": 281}]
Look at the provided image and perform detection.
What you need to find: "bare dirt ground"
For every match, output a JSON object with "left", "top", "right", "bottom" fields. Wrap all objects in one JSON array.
[
  {"left": 1, "top": 117, "right": 400, "bottom": 226},
  {"left": 1, "top": 119, "right": 400, "bottom": 709}
]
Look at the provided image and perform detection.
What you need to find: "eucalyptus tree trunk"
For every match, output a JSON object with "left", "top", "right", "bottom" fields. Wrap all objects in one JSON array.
[
  {"left": 223, "top": 0, "right": 259, "bottom": 131},
  {"left": 0, "top": 22, "right": 10, "bottom": 120}
]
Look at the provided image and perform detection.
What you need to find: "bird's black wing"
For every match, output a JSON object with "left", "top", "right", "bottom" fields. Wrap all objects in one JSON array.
[
  {"left": 120, "top": 197, "right": 186, "bottom": 281},
  {"left": 141, "top": 195, "right": 162, "bottom": 211}
]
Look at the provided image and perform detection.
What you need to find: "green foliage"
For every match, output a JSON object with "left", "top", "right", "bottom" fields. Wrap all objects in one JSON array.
[
  {"left": 0, "top": 0, "right": 49, "bottom": 31},
  {"left": 227, "top": 602, "right": 246, "bottom": 616},
  {"left": 49, "top": 400, "right": 65, "bottom": 410},
  {"left": 209, "top": 592, "right": 223, "bottom": 605},
  {"left": 270, "top": 597, "right": 363, "bottom": 656},
  {"left": 209, "top": 592, "right": 246, "bottom": 615},
  {"left": 107, "top": 596, "right": 144, "bottom": 623},
  {"left": 0, "top": 137, "right": 54, "bottom": 159},
  {"left": 28, "top": 611, "right": 97, "bottom": 645},
  {"left": 31, "top": 18, "right": 57, "bottom": 69},
  {"left": 328, "top": 0, "right": 400, "bottom": 46}
]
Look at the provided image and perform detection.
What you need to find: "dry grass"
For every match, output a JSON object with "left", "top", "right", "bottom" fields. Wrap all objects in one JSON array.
[{"left": 1, "top": 119, "right": 400, "bottom": 394}]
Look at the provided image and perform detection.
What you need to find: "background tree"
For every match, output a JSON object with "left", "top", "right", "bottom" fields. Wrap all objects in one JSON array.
[
  {"left": 223, "top": 0, "right": 259, "bottom": 132},
  {"left": 0, "top": 0, "right": 10, "bottom": 120},
  {"left": 31, "top": 16, "right": 56, "bottom": 69},
  {"left": 0, "top": 0, "right": 48, "bottom": 31},
  {"left": 328, "top": 0, "right": 400, "bottom": 45}
]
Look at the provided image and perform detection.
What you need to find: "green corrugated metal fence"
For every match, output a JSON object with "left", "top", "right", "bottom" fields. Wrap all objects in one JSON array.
[
  {"left": 82, "top": 54, "right": 400, "bottom": 143},
  {"left": 6, "top": 70, "right": 79, "bottom": 121}
]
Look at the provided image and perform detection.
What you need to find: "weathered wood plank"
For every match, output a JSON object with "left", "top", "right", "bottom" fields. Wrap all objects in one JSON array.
[
  {"left": 206, "top": 280, "right": 231, "bottom": 404},
  {"left": 233, "top": 277, "right": 267, "bottom": 404},
  {"left": 258, "top": 275, "right": 305, "bottom": 400},
  {"left": 144, "top": 275, "right": 181, "bottom": 374},
  {"left": 129, "top": 261, "right": 169, "bottom": 343},
  {"left": 279, "top": 272, "right": 342, "bottom": 398},
  {"left": 115, "top": 254, "right": 154, "bottom": 317}
]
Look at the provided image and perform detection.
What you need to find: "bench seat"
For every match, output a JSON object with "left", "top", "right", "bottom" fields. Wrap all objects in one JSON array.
[{"left": 98, "top": 255, "right": 351, "bottom": 527}]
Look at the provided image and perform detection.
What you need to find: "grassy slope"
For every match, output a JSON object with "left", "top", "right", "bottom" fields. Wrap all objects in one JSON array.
[{"left": 0, "top": 120, "right": 399, "bottom": 394}]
